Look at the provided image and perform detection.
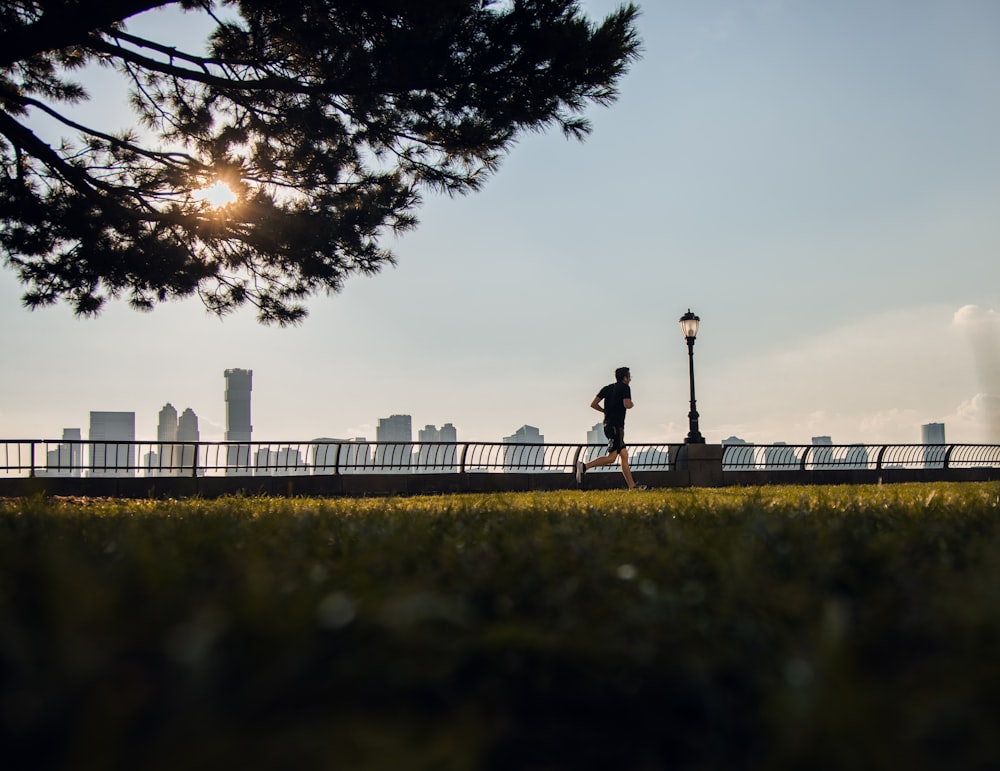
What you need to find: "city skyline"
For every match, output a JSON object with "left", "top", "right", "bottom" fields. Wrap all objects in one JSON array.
[
  {"left": 31, "top": 386, "right": 953, "bottom": 448},
  {"left": 2, "top": 1, "right": 999, "bottom": 446}
]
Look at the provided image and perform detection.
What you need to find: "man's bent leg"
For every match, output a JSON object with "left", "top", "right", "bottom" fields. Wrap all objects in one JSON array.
[{"left": 585, "top": 450, "right": 620, "bottom": 471}]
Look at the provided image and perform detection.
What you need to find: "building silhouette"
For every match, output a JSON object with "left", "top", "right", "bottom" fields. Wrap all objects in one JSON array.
[
  {"left": 224, "top": 369, "right": 253, "bottom": 475},
  {"left": 921, "top": 422, "right": 946, "bottom": 468},
  {"left": 178, "top": 408, "right": 200, "bottom": 474},
  {"left": 416, "top": 423, "right": 458, "bottom": 471},
  {"left": 178, "top": 408, "right": 199, "bottom": 441},
  {"left": 40, "top": 428, "right": 82, "bottom": 477},
  {"left": 811, "top": 435, "right": 834, "bottom": 469},
  {"left": 376, "top": 414, "right": 412, "bottom": 471},
  {"left": 310, "top": 438, "right": 372, "bottom": 474},
  {"left": 146, "top": 403, "right": 179, "bottom": 476},
  {"left": 722, "top": 436, "right": 755, "bottom": 470},
  {"left": 503, "top": 425, "right": 545, "bottom": 471},
  {"left": 845, "top": 444, "right": 871, "bottom": 470},
  {"left": 254, "top": 446, "right": 308, "bottom": 476},
  {"left": 158, "top": 403, "right": 179, "bottom": 442},
  {"left": 631, "top": 447, "right": 670, "bottom": 470},
  {"left": 764, "top": 442, "right": 796, "bottom": 470},
  {"left": 585, "top": 423, "right": 606, "bottom": 463},
  {"left": 88, "top": 411, "right": 135, "bottom": 477}
]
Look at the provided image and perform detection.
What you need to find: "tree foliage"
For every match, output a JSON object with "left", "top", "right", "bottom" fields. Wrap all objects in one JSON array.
[{"left": 0, "top": 0, "right": 640, "bottom": 323}]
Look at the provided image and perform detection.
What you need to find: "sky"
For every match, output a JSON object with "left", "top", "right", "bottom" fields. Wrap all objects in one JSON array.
[{"left": 2, "top": 0, "right": 1000, "bottom": 446}]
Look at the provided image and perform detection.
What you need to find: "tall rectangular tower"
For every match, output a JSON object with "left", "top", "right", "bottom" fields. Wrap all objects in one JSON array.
[
  {"left": 224, "top": 369, "right": 253, "bottom": 475},
  {"left": 376, "top": 414, "right": 412, "bottom": 471},
  {"left": 921, "top": 422, "right": 946, "bottom": 468},
  {"left": 224, "top": 369, "right": 253, "bottom": 441},
  {"left": 88, "top": 411, "right": 136, "bottom": 477}
]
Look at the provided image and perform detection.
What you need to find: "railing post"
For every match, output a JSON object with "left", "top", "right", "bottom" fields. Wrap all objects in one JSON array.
[
  {"left": 875, "top": 445, "right": 888, "bottom": 472},
  {"left": 29, "top": 441, "right": 36, "bottom": 478},
  {"left": 191, "top": 443, "right": 198, "bottom": 478},
  {"left": 799, "top": 445, "right": 811, "bottom": 472},
  {"left": 459, "top": 443, "right": 468, "bottom": 474},
  {"left": 334, "top": 443, "right": 342, "bottom": 476},
  {"left": 943, "top": 444, "right": 955, "bottom": 469},
  {"left": 571, "top": 445, "right": 583, "bottom": 473}
]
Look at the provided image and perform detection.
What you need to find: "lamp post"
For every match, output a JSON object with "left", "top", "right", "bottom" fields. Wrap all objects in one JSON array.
[{"left": 679, "top": 309, "right": 705, "bottom": 444}]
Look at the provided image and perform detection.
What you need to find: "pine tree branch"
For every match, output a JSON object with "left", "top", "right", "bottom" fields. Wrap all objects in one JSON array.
[{"left": 0, "top": 0, "right": 176, "bottom": 69}]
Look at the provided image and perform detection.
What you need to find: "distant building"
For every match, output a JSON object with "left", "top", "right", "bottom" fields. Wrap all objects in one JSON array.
[
  {"left": 178, "top": 408, "right": 199, "bottom": 441},
  {"left": 845, "top": 444, "right": 871, "bottom": 470},
  {"left": 921, "top": 423, "right": 946, "bottom": 444},
  {"left": 764, "top": 442, "right": 796, "bottom": 470},
  {"left": 177, "top": 408, "right": 200, "bottom": 475},
  {"left": 722, "top": 436, "right": 755, "bottom": 470},
  {"left": 585, "top": 423, "right": 607, "bottom": 463},
  {"left": 254, "top": 446, "right": 308, "bottom": 476},
  {"left": 40, "top": 428, "right": 82, "bottom": 477},
  {"left": 147, "top": 403, "right": 179, "bottom": 476},
  {"left": 631, "top": 447, "right": 670, "bottom": 470},
  {"left": 88, "top": 411, "right": 136, "bottom": 477},
  {"left": 503, "top": 425, "right": 545, "bottom": 471},
  {"left": 310, "top": 438, "right": 372, "bottom": 475},
  {"left": 416, "top": 423, "right": 458, "bottom": 471},
  {"left": 376, "top": 414, "right": 412, "bottom": 471},
  {"left": 811, "top": 436, "right": 834, "bottom": 469},
  {"left": 158, "top": 403, "right": 179, "bottom": 442},
  {"left": 921, "top": 422, "right": 946, "bottom": 468},
  {"left": 224, "top": 369, "right": 253, "bottom": 475}
]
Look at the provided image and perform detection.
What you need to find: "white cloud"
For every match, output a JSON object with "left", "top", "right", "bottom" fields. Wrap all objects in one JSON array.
[
  {"left": 953, "top": 304, "right": 1000, "bottom": 328},
  {"left": 953, "top": 305, "right": 1000, "bottom": 405},
  {"left": 946, "top": 393, "right": 1000, "bottom": 443}
]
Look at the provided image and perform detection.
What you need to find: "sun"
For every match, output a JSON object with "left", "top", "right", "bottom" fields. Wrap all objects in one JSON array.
[{"left": 193, "top": 181, "right": 237, "bottom": 208}]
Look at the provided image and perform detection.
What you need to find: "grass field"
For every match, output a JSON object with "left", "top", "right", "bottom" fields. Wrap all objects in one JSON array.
[{"left": 2, "top": 482, "right": 1000, "bottom": 770}]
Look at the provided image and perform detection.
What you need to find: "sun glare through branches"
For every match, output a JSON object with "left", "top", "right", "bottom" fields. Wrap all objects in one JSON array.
[{"left": 193, "top": 181, "right": 237, "bottom": 208}]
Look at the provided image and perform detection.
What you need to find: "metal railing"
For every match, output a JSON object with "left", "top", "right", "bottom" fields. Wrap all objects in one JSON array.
[
  {"left": 4, "top": 439, "right": 998, "bottom": 480},
  {"left": 721, "top": 443, "right": 1000, "bottom": 471},
  {"left": 0, "top": 440, "right": 680, "bottom": 478}
]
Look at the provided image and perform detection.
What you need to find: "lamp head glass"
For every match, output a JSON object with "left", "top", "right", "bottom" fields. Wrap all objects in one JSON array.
[{"left": 679, "top": 309, "right": 700, "bottom": 340}]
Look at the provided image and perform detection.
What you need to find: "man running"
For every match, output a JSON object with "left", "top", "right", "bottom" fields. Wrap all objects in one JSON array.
[{"left": 577, "top": 366, "right": 641, "bottom": 489}]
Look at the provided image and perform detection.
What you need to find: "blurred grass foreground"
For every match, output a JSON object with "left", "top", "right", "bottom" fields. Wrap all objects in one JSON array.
[{"left": 2, "top": 482, "right": 1000, "bottom": 770}]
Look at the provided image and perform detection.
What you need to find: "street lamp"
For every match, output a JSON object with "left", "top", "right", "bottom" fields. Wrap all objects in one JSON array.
[{"left": 679, "top": 309, "right": 705, "bottom": 444}]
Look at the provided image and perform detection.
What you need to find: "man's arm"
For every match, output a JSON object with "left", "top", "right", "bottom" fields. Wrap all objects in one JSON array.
[
  {"left": 624, "top": 398, "right": 634, "bottom": 409},
  {"left": 590, "top": 395, "right": 605, "bottom": 413}
]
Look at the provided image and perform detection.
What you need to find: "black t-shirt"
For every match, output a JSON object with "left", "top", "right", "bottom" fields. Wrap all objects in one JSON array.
[{"left": 598, "top": 381, "right": 631, "bottom": 428}]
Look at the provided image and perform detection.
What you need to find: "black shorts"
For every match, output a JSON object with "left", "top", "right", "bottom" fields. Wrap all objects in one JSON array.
[{"left": 604, "top": 424, "right": 626, "bottom": 453}]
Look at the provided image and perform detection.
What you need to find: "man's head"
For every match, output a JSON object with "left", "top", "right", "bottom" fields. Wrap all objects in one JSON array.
[{"left": 615, "top": 366, "right": 631, "bottom": 383}]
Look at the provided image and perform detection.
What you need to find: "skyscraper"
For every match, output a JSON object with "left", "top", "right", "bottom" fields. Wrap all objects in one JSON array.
[
  {"left": 178, "top": 408, "right": 199, "bottom": 441},
  {"left": 811, "top": 436, "right": 834, "bottom": 469},
  {"left": 178, "top": 408, "right": 200, "bottom": 475},
  {"left": 88, "top": 411, "right": 136, "bottom": 477},
  {"left": 585, "top": 423, "right": 606, "bottom": 463},
  {"left": 438, "top": 423, "right": 458, "bottom": 471},
  {"left": 149, "top": 402, "right": 179, "bottom": 476},
  {"left": 416, "top": 422, "right": 458, "bottom": 471},
  {"left": 921, "top": 422, "right": 946, "bottom": 468},
  {"left": 40, "top": 428, "right": 82, "bottom": 477},
  {"left": 224, "top": 369, "right": 253, "bottom": 475},
  {"left": 157, "top": 403, "right": 179, "bottom": 442},
  {"left": 376, "top": 414, "right": 412, "bottom": 471},
  {"left": 503, "top": 425, "right": 545, "bottom": 471}
]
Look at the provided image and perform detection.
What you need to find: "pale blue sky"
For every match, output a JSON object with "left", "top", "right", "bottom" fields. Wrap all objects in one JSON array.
[{"left": 2, "top": 0, "right": 999, "bottom": 445}]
